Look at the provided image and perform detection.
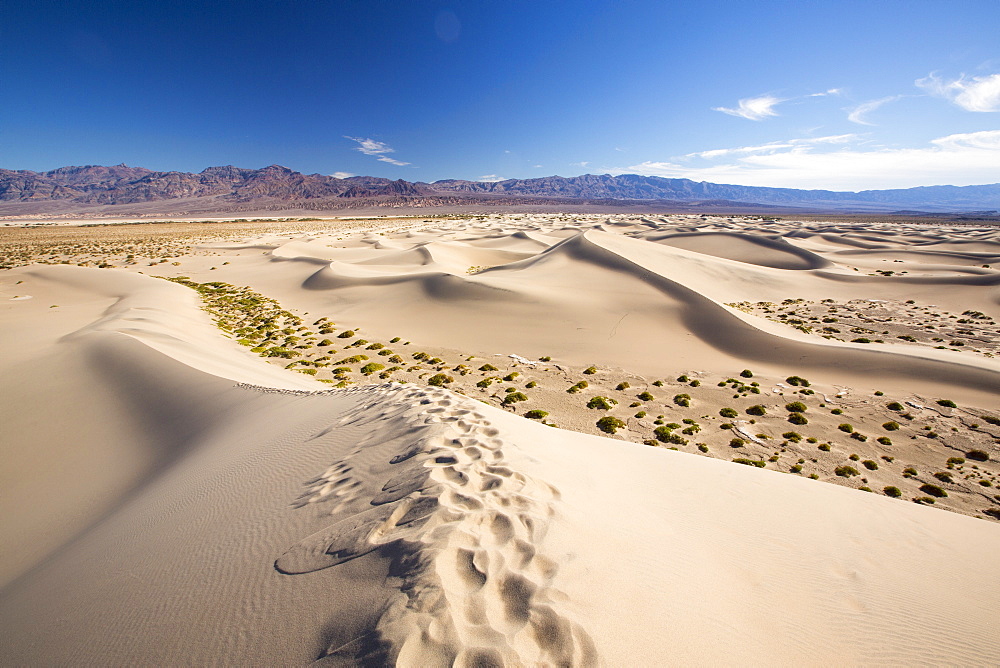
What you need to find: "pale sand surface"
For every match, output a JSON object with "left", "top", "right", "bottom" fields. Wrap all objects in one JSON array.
[{"left": 1, "top": 213, "right": 998, "bottom": 665}]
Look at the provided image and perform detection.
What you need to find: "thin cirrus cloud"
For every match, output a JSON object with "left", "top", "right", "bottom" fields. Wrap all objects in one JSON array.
[
  {"left": 847, "top": 96, "right": 902, "bottom": 125},
  {"left": 330, "top": 171, "right": 354, "bottom": 179},
  {"left": 344, "top": 136, "right": 411, "bottom": 166},
  {"left": 478, "top": 174, "right": 505, "bottom": 182},
  {"left": 713, "top": 95, "right": 783, "bottom": 121},
  {"left": 916, "top": 72, "right": 1000, "bottom": 112},
  {"left": 686, "top": 134, "right": 858, "bottom": 159},
  {"left": 614, "top": 130, "right": 1000, "bottom": 190}
]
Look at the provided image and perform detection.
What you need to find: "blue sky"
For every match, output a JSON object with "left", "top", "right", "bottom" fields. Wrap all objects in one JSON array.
[{"left": 2, "top": 0, "right": 998, "bottom": 190}]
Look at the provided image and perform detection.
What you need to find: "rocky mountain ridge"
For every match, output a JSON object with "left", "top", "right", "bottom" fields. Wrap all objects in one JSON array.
[{"left": 2, "top": 164, "right": 998, "bottom": 213}]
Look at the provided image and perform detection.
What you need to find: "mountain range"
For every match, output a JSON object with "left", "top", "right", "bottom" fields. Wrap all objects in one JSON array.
[{"left": 2, "top": 164, "right": 999, "bottom": 216}]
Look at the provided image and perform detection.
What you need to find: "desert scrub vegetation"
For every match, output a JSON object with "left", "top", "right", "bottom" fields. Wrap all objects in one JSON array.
[
  {"left": 746, "top": 405, "right": 766, "bottom": 416},
  {"left": 524, "top": 409, "right": 549, "bottom": 419},
  {"left": 596, "top": 416, "right": 626, "bottom": 434},
  {"left": 587, "top": 396, "right": 617, "bottom": 410},
  {"left": 567, "top": 380, "right": 589, "bottom": 393},
  {"left": 673, "top": 393, "right": 691, "bottom": 407}
]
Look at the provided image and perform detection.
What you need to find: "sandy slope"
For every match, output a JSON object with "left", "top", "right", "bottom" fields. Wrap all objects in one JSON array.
[{"left": 1, "top": 232, "right": 999, "bottom": 665}]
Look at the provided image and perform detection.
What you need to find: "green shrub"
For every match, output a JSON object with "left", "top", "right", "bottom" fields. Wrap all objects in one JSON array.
[
  {"left": 583, "top": 366, "right": 597, "bottom": 375},
  {"left": 361, "top": 363, "right": 385, "bottom": 375},
  {"left": 477, "top": 376, "right": 500, "bottom": 388},
  {"left": 729, "top": 437, "right": 746, "bottom": 448},
  {"left": 524, "top": 409, "right": 548, "bottom": 419},
  {"left": 886, "top": 402, "right": 904, "bottom": 411},
  {"left": 654, "top": 428, "right": 687, "bottom": 445},
  {"left": 428, "top": 373, "right": 454, "bottom": 386},
  {"left": 882, "top": 421, "right": 900, "bottom": 431},
  {"left": 920, "top": 483, "right": 948, "bottom": 498},
  {"left": 786, "top": 376, "right": 810, "bottom": 387},
  {"left": 479, "top": 364, "right": 498, "bottom": 372},
  {"left": 835, "top": 466, "right": 859, "bottom": 477},
  {"left": 503, "top": 372, "right": 520, "bottom": 381},
  {"left": 634, "top": 411, "right": 647, "bottom": 418},
  {"left": 366, "top": 342, "right": 384, "bottom": 350},
  {"left": 567, "top": 381, "right": 589, "bottom": 393},
  {"left": 967, "top": 450, "right": 990, "bottom": 461},
  {"left": 673, "top": 393, "right": 691, "bottom": 407},
  {"left": 790, "top": 464, "right": 803, "bottom": 473},
  {"left": 933, "top": 471, "right": 953, "bottom": 483},
  {"left": 876, "top": 436, "right": 892, "bottom": 445},
  {"left": 787, "top": 413, "right": 808, "bottom": 425},
  {"left": 862, "top": 460, "right": 878, "bottom": 470},
  {"left": 740, "top": 369, "right": 753, "bottom": 378},
  {"left": 817, "top": 443, "right": 831, "bottom": 452},
  {"left": 720, "top": 407, "right": 738, "bottom": 418},
  {"left": 785, "top": 401, "right": 807, "bottom": 412},
  {"left": 676, "top": 375, "right": 689, "bottom": 382},
  {"left": 733, "top": 458, "right": 766, "bottom": 468},
  {"left": 389, "top": 336, "right": 401, "bottom": 343},
  {"left": 902, "top": 467, "right": 917, "bottom": 477},
  {"left": 781, "top": 431, "right": 802, "bottom": 442},
  {"left": 525, "top": 381, "right": 537, "bottom": 388},
  {"left": 616, "top": 381, "right": 630, "bottom": 390},
  {"left": 637, "top": 391, "right": 655, "bottom": 401},
  {"left": 838, "top": 423, "right": 854, "bottom": 433},
  {"left": 539, "top": 356, "right": 551, "bottom": 362},
  {"left": 746, "top": 405, "right": 766, "bottom": 416},
  {"left": 337, "top": 330, "right": 355, "bottom": 338},
  {"left": 831, "top": 408, "right": 843, "bottom": 415},
  {"left": 587, "top": 396, "right": 617, "bottom": 410},
  {"left": 883, "top": 486, "right": 902, "bottom": 498},
  {"left": 318, "top": 339, "right": 333, "bottom": 346},
  {"left": 947, "top": 457, "right": 966, "bottom": 465},
  {"left": 697, "top": 444, "right": 709, "bottom": 453},
  {"left": 503, "top": 392, "right": 528, "bottom": 405},
  {"left": 596, "top": 416, "right": 626, "bottom": 434},
  {"left": 982, "top": 415, "right": 1000, "bottom": 426},
  {"left": 936, "top": 399, "right": 957, "bottom": 408}
]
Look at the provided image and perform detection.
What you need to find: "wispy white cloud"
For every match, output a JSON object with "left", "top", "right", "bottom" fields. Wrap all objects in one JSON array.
[
  {"left": 686, "top": 134, "right": 858, "bottom": 159},
  {"left": 330, "top": 171, "right": 354, "bottom": 179},
  {"left": 614, "top": 130, "right": 1000, "bottom": 190},
  {"left": 916, "top": 72, "right": 1000, "bottom": 112},
  {"left": 344, "top": 136, "right": 411, "bottom": 166},
  {"left": 532, "top": 164, "right": 543, "bottom": 168},
  {"left": 713, "top": 95, "right": 783, "bottom": 121},
  {"left": 478, "top": 174, "right": 505, "bottom": 182},
  {"left": 809, "top": 88, "right": 843, "bottom": 97},
  {"left": 847, "top": 96, "right": 901, "bottom": 125},
  {"left": 572, "top": 161, "right": 590, "bottom": 167}
]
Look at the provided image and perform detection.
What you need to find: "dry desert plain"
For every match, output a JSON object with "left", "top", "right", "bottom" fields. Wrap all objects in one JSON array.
[{"left": 1, "top": 213, "right": 999, "bottom": 666}]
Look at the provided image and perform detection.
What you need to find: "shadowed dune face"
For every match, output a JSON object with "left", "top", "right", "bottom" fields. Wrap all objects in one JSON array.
[{"left": 645, "top": 231, "right": 832, "bottom": 270}]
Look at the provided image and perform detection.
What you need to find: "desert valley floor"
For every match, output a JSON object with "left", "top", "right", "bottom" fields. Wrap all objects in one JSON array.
[{"left": 1, "top": 213, "right": 999, "bottom": 665}]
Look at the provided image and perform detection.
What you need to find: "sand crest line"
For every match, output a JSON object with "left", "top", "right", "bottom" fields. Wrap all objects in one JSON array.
[{"left": 275, "top": 382, "right": 598, "bottom": 666}]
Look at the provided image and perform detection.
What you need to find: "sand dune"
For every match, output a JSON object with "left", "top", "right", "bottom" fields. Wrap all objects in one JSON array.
[{"left": 2, "top": 214, "right": 999, "bottom": 665}]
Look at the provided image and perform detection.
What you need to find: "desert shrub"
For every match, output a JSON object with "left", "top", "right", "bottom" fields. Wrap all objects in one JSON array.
[
  {"left": 318, "top": 339, "right": 333, "bottom": 346},
  {"left": 337, "top": 330, "right": 355, "bottom": 338},
  {"left": 729, "top": 437, "right": 746, "bottom": 448},
  {"left": 596, "top": 416, "right": 626, "bottom": 434},
  {"left": 587, "top": 396, "right": 617, "bottom": 410},
  {"left": 503, "top": 392, "right": 528, "bottom": 405},
  {"left": 740, "top": 369, "right": 753, "bottom": 378},
  {"left": 876, "top": 436, "right": 892, "bottom": 445},
  {"left": 360, "top": 363, "right": 385, "bottom": 375},
  {"left": 567, "top": 381, "right": 589, "bottom": 393},
  {"left": 838, "top": 423, "right": 854, "bottom": 433},
  {"left": 412, "top": 351, "right": 429, "bottom": 361},
  {"left": 785, "top": 401, "right": 807, "bottom": 413},
  {"left": 882, "top": 421, "right": 900, "bottom": 431},
  {"left": 366, "top": 342, "right": 384, "bottom": 350},
  {"left": 786, "top": 376, "right": 810, "bottom": 386},
  {"left": 903, "top": 467, "right": 917, "bottom": 477},
  {"left": 849, "top": 453, "right": 860, "bottom": 461},
  {"left": 583, "top": 366, "right": 597, "bottom": 375},
  {"left": 634, "top": 411, "right": 647, "bottom": 418},
  {"left": 652, "top": 380, "right": 664, "bottom": 386},
  {"left": 634, "top": 391, "right": 654, "bottom": 402},
  {"left": 817, "top": 443, "right": 831, "bottom": 452},
  {"left": 830, "top": 408, "right": 843, "bottom": 415},
  {"left": 388, "top": 355, "right": 403, "bottom": 363},
  {"left": 883, "top": 486, "right": 902, "bottom": 498},
  {"left": 428, "top": 373, "right": 454, "bottom": 386},
  {"left": 947, "top": 457, "right": 966, "bottom": 466},
  {"left": 503, "top": 372, "right": 520, "bottom": 381},
  {"left": 790, "top": 464, "right": 803, "bottom": 473},
  {"left": 479, "top": 364, "right": 498, "bottom": 372},
  {"left": 982, "top": 415, "right": 1000, "bottom": 426},
  {"left": 525, "top": 381, "right": 537, "bottom": 388},
  {"left": 654, "top": 428, "right": 687, "bottom": 445},
  {"left": 719, "top": 407, "right": 738, "bottom": 418},
  {"left": 933, "top": 471, "right": 953, "bottom": 483},
  {"left": 389, "top": 337, "right": 401, "bottom": 343},
  {"left": 677, "top": 375, "right": 689, "bottom": 382},
  {"left": 524, "top": 409, "right": 548, "bottom": 419},
  {"left": 835, "top": 466, "right": 859, "bottom": 478},
  {"left": 746, "top": 405, "right": 766, "bottom": 416},
  {"left": 698, "top": 444, "right": 709, "bottom": 453},
  {"left": 476, "top": 376, "right": 500, "bottom": 388},
  {"left": 733, "top": 458, "right": 766, "bottom": 468},
  {"left": 673, "top": 393, "right": 691, "bottom": 407},
  {"left": 616, "top": 381, "right": 631, "bottom": 390},
  {"left": 782, "top": 431, "right": 802, "bottom": 442},
  {"left": 787, "top": 413, "right": 808, "bottom": 425},
  {"left": 886, "top": 402, "right": 904, "bottom": 411},
  {"left": 936, "top": 399, "right": 957, "bottom": 408},
  {"left": 862, "top": 460, "right": 878, "bottom": 470},
  {"left": 852, "top": 338, "right": 872, "bottom": 343},
  {"left": 919, "top": 483, "right": 948, "bottom": 498},
  {"left": 539, "top": 356, "right": 551, "bottom": 362},
  {"left": 378, "top": 349, "right": 394, "bottom": 356},
  {"left": 967, "top": 450, "right": 990, "bottom": 461}
]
